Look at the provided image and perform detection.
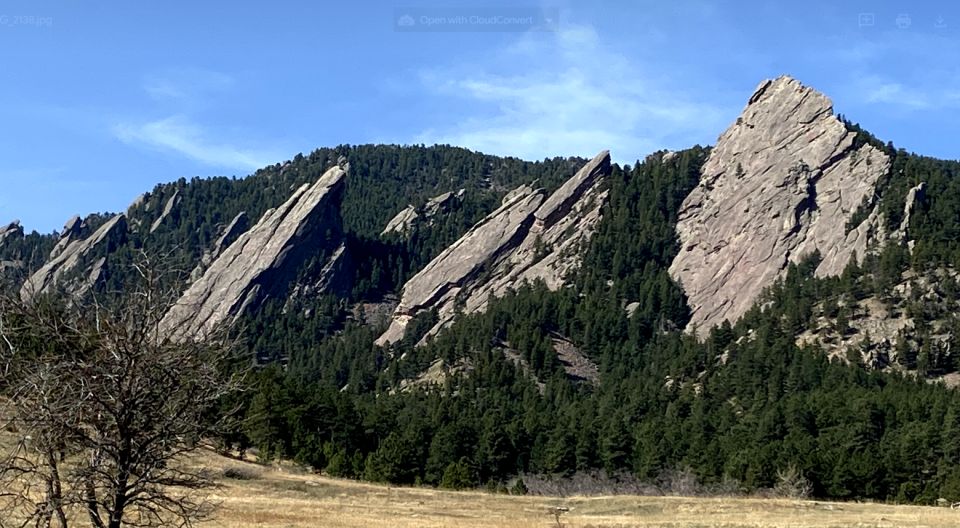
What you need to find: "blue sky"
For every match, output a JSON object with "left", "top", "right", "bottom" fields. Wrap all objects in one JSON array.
[{"left": 1, "top": 1, "right": 958, "bottom": 233}]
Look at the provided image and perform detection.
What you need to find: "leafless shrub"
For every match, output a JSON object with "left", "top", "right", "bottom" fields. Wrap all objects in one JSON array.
[
  {"left": 773, "top": 465, "right": 813, "bottom": 499},
  {"left": 516, "top": 470, "right": 658, "bottom": 497},
  {"left": 513, "top": 468, "right": 746, "bottom": 499},
  {"left": 708, "top": 474, "right": 745, "bottom": 497},
  {"left": 657, "top": 466, "right": 702, "bottom": 496}
]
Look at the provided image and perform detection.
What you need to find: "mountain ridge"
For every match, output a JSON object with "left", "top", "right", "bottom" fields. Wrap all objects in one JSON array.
[{"left": 6, "top": 76, "right": 960, "bottom": 502}]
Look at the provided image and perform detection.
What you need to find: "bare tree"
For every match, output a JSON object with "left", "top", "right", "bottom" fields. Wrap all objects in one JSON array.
[
  {"left": 773, "top": 464, "right": 813, "bottom": 499},
  {"left": 0, "top": 253, "right": 243, "bottom": 528}
]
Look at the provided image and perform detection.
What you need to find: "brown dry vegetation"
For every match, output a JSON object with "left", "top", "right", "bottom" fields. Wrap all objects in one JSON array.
[{"left": 193, "top": 450, "right": 960, "bottom": 528}]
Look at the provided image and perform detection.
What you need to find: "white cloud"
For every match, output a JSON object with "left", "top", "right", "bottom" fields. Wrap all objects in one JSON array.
[
  {"left": 114, "top": 69, "right": 285, "bottom": 171},
  {"left": 113, "top": 115, "right": 278, "bottom": 171},
  {"left": 853, "top": 73, "right": 960, "bottom": 112},
  {"left": 825, "top": 32, "right": 960, "bottom": 113},
  {"left": 415, "top": 24, "right": 727, "bottom": 162},
  {"left": 863, "top": 82, "right": 930, "bottom": 109}
]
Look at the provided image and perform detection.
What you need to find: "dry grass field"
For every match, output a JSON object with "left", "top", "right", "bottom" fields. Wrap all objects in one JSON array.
[{"left": 197, "top": 451, "right": 960, "bottom": 528}]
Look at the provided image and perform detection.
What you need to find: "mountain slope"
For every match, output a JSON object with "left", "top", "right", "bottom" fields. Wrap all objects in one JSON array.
[{"left": 5, "top": 77, "right": 960, "bottom": 504}]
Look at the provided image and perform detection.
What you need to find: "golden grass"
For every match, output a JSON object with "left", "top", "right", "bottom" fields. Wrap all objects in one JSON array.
[{"left": 196, "top": 450, "right": 960, "bottom": 528}]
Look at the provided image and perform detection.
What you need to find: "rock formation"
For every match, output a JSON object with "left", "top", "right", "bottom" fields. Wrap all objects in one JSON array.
[
  {"left": 20, "top": 214, "right": 128, "bottom": 301},
  {"left": 382, "top": 189, "right": 465, "bottom": 236},
  {"left": 893, "top": 182, "right": 925, "bottom": 244},
  {"left": 285, "top": 242, "right": 355, "bottom": 307},
  {"left": 161, "top": 165, "right": 347, "bottom": 341},
  {"left": 189, "top": 211, "right": 250, "bottom": 282},
  {"left": 376, "top": 150, "right": 611, "bottom": 346},
  {"left": 668, "top": 76, "right": 891, "bottom": 336},
  {"left": 128, "top": 192, "right": 148, "bottom": 211},
  {"left": 382, "top": 205, "right": 418, "bottom": 236},
  {"left": 49, "top": 216, "right": 89, "bottom": 260},
  {"left": 150, "top": 189, "right": 181, "bottom": 233},
  {"left": 0, "top": 220, "right": 22, "bottom": 247}
]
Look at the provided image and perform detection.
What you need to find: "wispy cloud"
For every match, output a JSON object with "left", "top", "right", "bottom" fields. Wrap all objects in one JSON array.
[
  {"left": 415, "top": 24, "right": 727, "bottom": 162},
  {"left": 863, "top": 81, "right": 931, "bottom": 109},
  {"left": 114, "top": 69, "right": 283, "bottom": 171},
  {"left": 824, "top": 32, "right": 960, "bottom": 113},
  {"left": 852, "top": 73, "right": 960, "bottom": 112},
  {"left": 114, "top": 115, "right": 278, "bottom": 171}
]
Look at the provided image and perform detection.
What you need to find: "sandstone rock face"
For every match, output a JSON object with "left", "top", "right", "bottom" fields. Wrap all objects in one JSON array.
[
  {"left": 668, "top": 76, "right": 891, "bottom": 336},
  {"left": 285, "top": 242, "right": 355, "bottom": 308},
  {"left": 1, "top": 221, "right": 25, "bottom": 279},
  {"left": 894, "top": 182, "right": 925, "bottom": 243},
  {"left": 189, "top": 211, "right": 250, "bottom": 282},
  {"left": 0, "top": 220, "right": 23, "bottom": 247},
  {"left": 381, "top": 189, "right": 465, "bottom": 236},
  {"left": 21, "top": 215, "right": 128, "bottom": 301},
  {"left": 382, "top": 205, "right": 418, "bottom": 235},
  {"left": 50, "top": 216, "right": 89, "bottom": 260},
  {"left": 150, "top": 189, "right": 181, "bottom": 233},
  {"left": 377, "top": 151, "right": 611, "bottom": 346},
  {"left": 161, "top": 165, "right": 346, "bottom": 341}
]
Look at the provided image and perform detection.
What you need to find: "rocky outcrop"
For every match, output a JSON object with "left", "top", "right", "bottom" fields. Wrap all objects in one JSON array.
[
  {"left": 381, "top": 189, "right": 465, "bottom": 236},
  {"left": 669, "top": 76, "right": 892, "bottom": 336},
  {"left": 20, "top": 215, "right": 128, "bottom": 301},
  {"left": 0, "top": 221, "right": 25, "bottom": 278},
  {"left": 382, "top": 205, "right": 418, "bottom": 235},
  {"left": 128, "top": 193, "right": 148, "bottom": 211},
  {"left": 893, "top": 182, "right": 925, "bottom": 244},
  {"left": 49, "top": 216, "right": 89, "bottom": 260},
  {"left": 161, "top": 165, "right": 347, "bottom": 341},
  {"left": 0, "top": 220, "right": 22, "bottom": 247},
  {"left": 150, "top": 189, "right": 180, "bottom": 233},
  {"left": 285, "top": 242, "right": 355, "bottom": 308},
  {"left": 377, "top": 150, "right": 611, "bottom": 346},
  {"left": 189, "top": 212, "right": 249, "bottom": 282}
]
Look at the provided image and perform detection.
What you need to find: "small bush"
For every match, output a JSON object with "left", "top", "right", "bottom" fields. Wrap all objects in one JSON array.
[
  {"left": 440, "top": 458, "right": 475, "bottom": 490},
  {"left": 510, "top": 477, "right": 529, "bottom": 496},
  {"left": 774, "top": 465, "right": 812, "bottom": 499},
  {"left": 658, "top": 466, "right": 702, "bottom": 496},
  {"left": 222, "top": 465, "right": 263, "bottom": 481}
]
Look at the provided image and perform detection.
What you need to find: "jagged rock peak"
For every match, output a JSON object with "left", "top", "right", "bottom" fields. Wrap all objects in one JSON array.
[
  {"left": 0, "top": 220, "right": 23, "bottom": 246},
  {"left": 61, "top": 215, "right": 83, "bottom": 235},
  {"left": 21, "top": 214, "right": 128, "bottom": 301},
  {"left": 536, "top": 150, "right": 609, "bottom": 228},
  {"left": 669, "top": 76, "right": 891, "bottom": 337},
  {"left": 376, "top": 150, "right": 611, "bottom": 346},
  {"left": 49, "top": 215, "right": 89, "bottom": 260},
  {"left": 161, "top": 164, "right": 347, "bottom": 342}
]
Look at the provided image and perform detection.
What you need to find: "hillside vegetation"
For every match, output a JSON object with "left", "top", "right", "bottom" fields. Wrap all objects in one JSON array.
[{"left": 5, "top": 106, "right": 960, "bottom": 506}]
